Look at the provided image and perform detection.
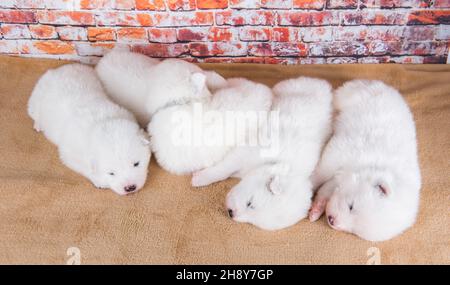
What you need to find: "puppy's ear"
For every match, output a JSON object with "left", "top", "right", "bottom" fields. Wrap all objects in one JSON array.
[
  {"left": 204, "top": 70, "right": 228, "bottom": 91},
  {"left": 190, "top": 72, "right": 206, "bottom": 93},
  {"left": 267, "top": 175, "right": 282, "bottom": 195},
  {"left": 139, "top": 129, "right": 151, "bottom": 146}
]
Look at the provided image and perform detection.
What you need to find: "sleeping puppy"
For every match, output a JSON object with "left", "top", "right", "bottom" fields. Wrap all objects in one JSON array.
[
  {"left": 96, "top": 48, "right": 227, "bottom": 127},
  {"left": 193, "top": 77, "right": 333, "bottom": 230},
  {"left": 309, "top": 80, "right": 421, "bottom": 241},
  {"left": 28, "top": 64, "right": 151, "bottom": 196},
  {"left": 225, "top": 164, "right": 314, "bottom": 231},
  {"left": 149, "top": 78, "right": 273, "bottom": 175}
]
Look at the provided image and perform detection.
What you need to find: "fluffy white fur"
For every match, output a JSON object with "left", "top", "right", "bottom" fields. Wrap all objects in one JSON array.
[
  {"left": 28, "top": 64, "right": 151, "bottom": 196},
  {"left": 309, "top": 80, "right": 421, "bottom": 241},
  {"left": 96, "top": 49, "right": 227, "bottom": 126},
  {"left": 149, "top": 78, "right": 273, "bottom": 175},
  {"left": 192, "top": 77, "right": 333, "bottom": 230}
]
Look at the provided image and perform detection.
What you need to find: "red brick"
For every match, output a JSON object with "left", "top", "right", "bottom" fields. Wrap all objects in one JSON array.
[
  {"left": 37, "top": 11, "right": 95, "bottom": 25},
  {"left": 197, "top": 0, "right": 228, "bottom": 9},
  {"left": 33, "top": 40, "right": 76, "bottom": 54},
  {"left": 116, "top": 0, "right": 135, "bottom": 9},
  {"left": 298, "top": 57, "right": 326, "bottom": 64},
  {"left": 208, "top": 27, "right": 238, "bottom": 41},
  {"left": 80, "top": 0, "right": 113, "bottom": 9},
  {"left": 88, "top": 27, "right": 116, "bottom": 41},
  {"left": 135, "top": 0, "right": 166, "bottom": 10},
  {"left": 264, "top": 57, "right": 300, "bottom": 65},
  {"left": 29, "top": 25, "right": 57, "bottom": 39},
  {"left": 272, "top": 27, "right": 295, "bottom": 42},
  {"left": 0, "top": 10, "right": 36, "bottom": 24},
  {"left": 167, "top": 0, "right": 197, "bottom": 10},
  {"left": 293, "top": 0, "right": 325, "bottom": 9},
  {"left": 137, "top": 14, "right": 155, "bottom": 26},
  {"left": 368, "top": 41, "right": 402, "bottom": 55},
  {"left": 334, "top": 26, "right": 405, "bottom": 41},
  {"left": 333, "top": 26, "right": 367, "bottom": 41},
  {"left": 397, "top": 56, "right": 426, "bottom": 63},
  {"left": 0, "top": 1, "right": 38, "bottom": 9},
  {"left": 341, "top": 10, "right": 407, "bottom": 25},
  {"left": 248, "top": 42, "right": 307, "bottom": 57},
  {"left": 309, "top": 42, "right": 368, "bottom": 56},
  {"left": 177, "top": 27, "right": 209, "bottom": 41},
  {"left": 96, "top": 12, "right": 154, "bottom": 26},
  {"left": 189, "top": 42, "right": 247, "bottom": 57},
  {"left": 261, "top": 0, "right": 292, "bottom": 9},
  {"left": 117, "top": 27, "right": 148, "bottom": 41},
  {"left": 131, "top": 43, "right": 188, "bottom": 57},
  {"left": 434, "top": 0, "right": 450, "bottom": 8},
  {"left": 368, "top": 27, "right": 405, "bottom": 41},
  {"left": 403, "top": 26, "right": 435, "bottom": 41},
  {"left": 230, "top": 0, "right": 261, "bottom": 9},
  {"left": 216, "top": 10, "right": 275, "bottom": 26},
  {"left": 56, "top": 26, "right": 88, "bottom": 41},
  {"left": 416, "top": 0, "right": 433, "bottom": 7},
  {"left": 75, "top": 41, "right": 115, "bottom": 56},
  {"left": 407, "top": 10, "right": 450, "bottom": 25},
  {"left": 278, "top": 11, "right": 337, "bottom": 26},
  {"left": 301, "top": 27, "right": 333, "bottom": 42},
  {"left": 1, "top": 24, "right": 30, "bottom": 39},
  {"left": 0, "top": 40, "right": 19, "bottom": 53},
  {"left": 239, "top": 27, "right": 271, "bottom": 41},
  {"left": 423, "top": 56, "right": 447, "bottom": 63},
  {"left": 361, "top": 0, "right": 433, "bottom": 8},
  {"left": 154, "top": 11, "right": 214, "bottom": 27},
  {"left": 358, "top": 56, "right": 391, "bottom": 63},
  {"left": 148, "top": 28, "right": 177, "bottom": 43},
  {"left": 400, "top": 41, "right": 447, "bottom": 56},
  {"left": 436, "top": 25, "right": 450, "bottom": 40},
  {"left": 203, "top": 57, "right": 265, "bottom": 63},
  {"left": 326, "top": 57, "right": 357, "bottom": 64},
  {"left": 326, "top": 0, "right": 357, "bottom": 8}
]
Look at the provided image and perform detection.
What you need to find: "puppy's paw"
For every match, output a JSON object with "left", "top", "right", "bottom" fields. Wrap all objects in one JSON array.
[
  {"left": 191, "top": 170, "right": 213, "bottom": 188},
  {"left": 95, "top": 186, "right": 108, "bottom": 190},
  {"left": 309, "top": 199, "right": 327, "bottom": 222},
  {"left": 92, "top": 181, "right": 108, "bottom": 190}
]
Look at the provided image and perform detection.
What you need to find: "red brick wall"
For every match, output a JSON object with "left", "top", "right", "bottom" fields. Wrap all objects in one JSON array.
[{"left": 0, "top": 1, "right": 449, "bottom": 64}]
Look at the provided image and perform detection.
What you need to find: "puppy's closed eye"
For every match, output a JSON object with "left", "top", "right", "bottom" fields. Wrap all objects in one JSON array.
[
  {"left": 134, "top": 161, "right": 139, "bottom": 167},
  {"left": 247, "top": 197, "right": 255, "bottom": 209},
  {"left": 266, "top": 177, "right": 275, "bottom": 195}
]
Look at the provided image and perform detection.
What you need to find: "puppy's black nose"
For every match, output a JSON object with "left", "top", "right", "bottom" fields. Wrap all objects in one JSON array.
[
  {"left": 227, "top": 209, "right": 234, "bottom": 218},
  {"left": 124, "top": 185, "right": 137, "bottom": 193},
  {"left": 327, "top": 215, "right": 335, "bottom": 226}
]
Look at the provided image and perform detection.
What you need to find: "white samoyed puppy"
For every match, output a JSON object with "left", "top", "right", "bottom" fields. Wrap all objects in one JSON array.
[
  {"left": 149, "top": 78, "right": 273, "bottom": 175},
  {"left": 95, "top": 49, "right": 227, "bottom": 127},
  {"left": 309, "top": 80, "right": 421, "bottom": 241},
  {"left": 28, "top": 64, "right": 151, "bottom": 196},
  {"left": 192, "top": 77, "right": 333, "bottom": 230}
]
